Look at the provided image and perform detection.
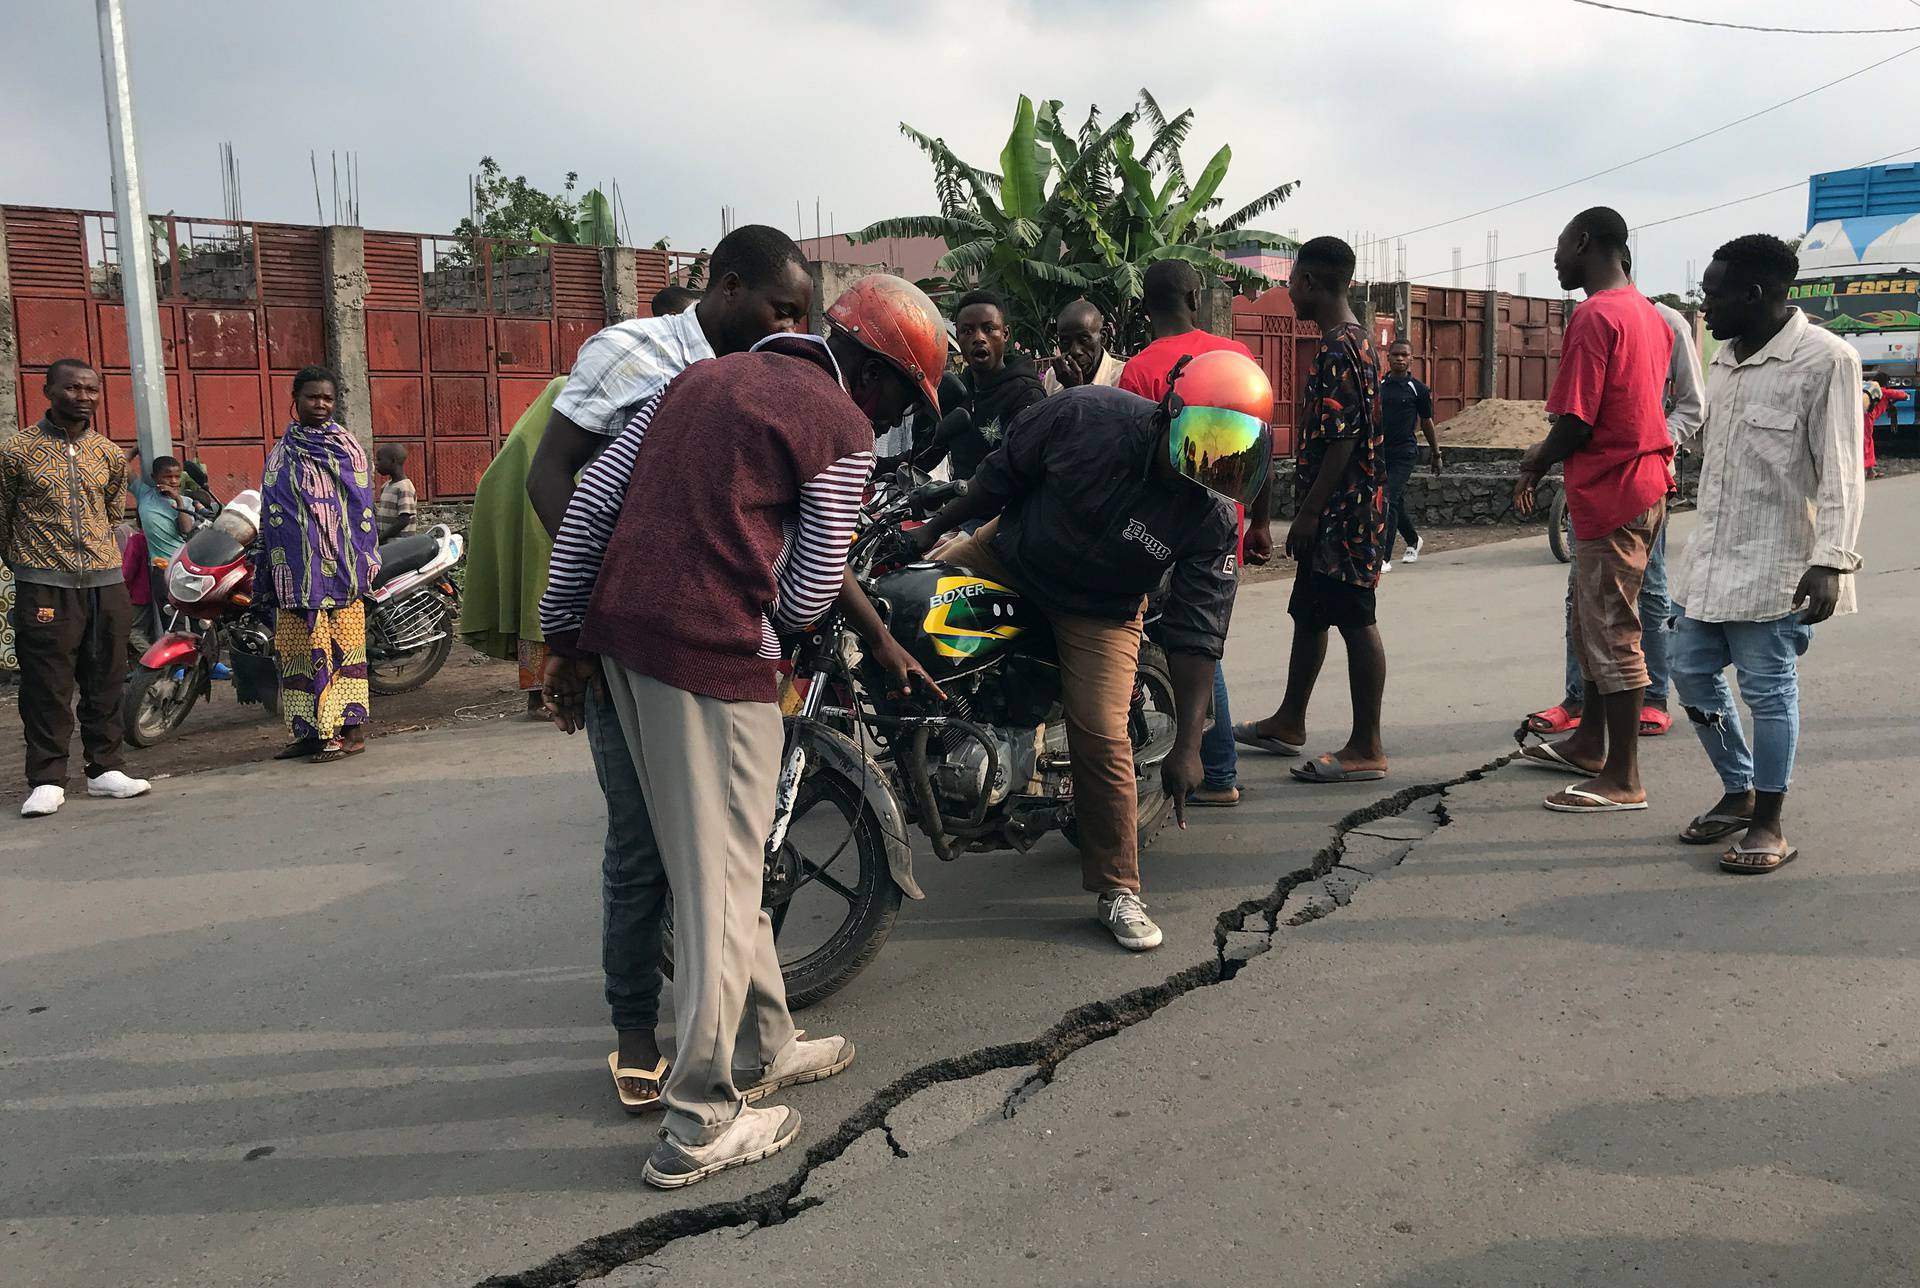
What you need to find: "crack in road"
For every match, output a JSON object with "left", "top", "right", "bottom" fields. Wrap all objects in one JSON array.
[{"left": 472, "top": 752, "right": 1514, "bottom": 1288}]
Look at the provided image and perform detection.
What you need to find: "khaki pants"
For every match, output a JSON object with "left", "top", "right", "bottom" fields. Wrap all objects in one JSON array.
[
  {"left": 939, "top": 522, "right": 1144, "bottom": 894},
  {"left": 1570, "top": 500, "right": 1666, "bottom": 696},
  {"left": 600, "top": 664, "right": 796, "bottom": 1145}
]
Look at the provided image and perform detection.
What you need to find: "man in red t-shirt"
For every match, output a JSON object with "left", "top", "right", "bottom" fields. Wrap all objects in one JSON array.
[
  {"left": 1514, "top": 206, "right": 1674, "bottom": 815},
  {"left": 1118, "top": 259, "right": 1256, "bottom": 808}
]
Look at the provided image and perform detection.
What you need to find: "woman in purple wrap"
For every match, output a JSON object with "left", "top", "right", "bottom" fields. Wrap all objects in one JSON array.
[{"left": 258, "top": 366, "right": 382, "bottom": 763}]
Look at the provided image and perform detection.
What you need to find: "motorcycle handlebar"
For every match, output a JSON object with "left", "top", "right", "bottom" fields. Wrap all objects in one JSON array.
[{"left": 910, "top": 479, "right": 966, "bottom": 518}]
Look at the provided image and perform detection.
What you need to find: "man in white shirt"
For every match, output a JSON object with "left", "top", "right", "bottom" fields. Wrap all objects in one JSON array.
[
  {"left": 1672, "top": 233, "right": 1865, "bottom": 875},
  {"left": 525, "top": 225, "right": 815, "bottom": 1111},
  {"left": 1041, "top": 298, "right": 1126, "bottom": 394}
]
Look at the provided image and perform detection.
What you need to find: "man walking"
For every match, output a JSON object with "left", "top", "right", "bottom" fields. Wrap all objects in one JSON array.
[
  {"left": 1513, "top": 208, "right": 1675, "bottom": 814},
  {"left": 520, "top": 225, "right": 814, "bottom": 1114},
  {"left": 1, "top": 360, "right": 151, "bottom": 817},
  {"left": 1042, "top": 298, "right": 1125, "bottom": 394},
  {"left": 1378, "top": 340, "right": 1441, "bottom": 572},
  {"left": 1672, "top": 234, "right": 1864, "bottom": 873},
  {"left": 544, "top": 276, "right": 942, "bottom": 1186},
  {"left": 1238, "top": 237, "right": 1391, "bottom": 784}
]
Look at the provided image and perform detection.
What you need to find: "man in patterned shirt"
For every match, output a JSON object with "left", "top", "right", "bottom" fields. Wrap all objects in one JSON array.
[
  {"left": 0, "top": 359, "right": 151, "bottom": 817},
  {"left": 1239, "top": 237, "right": 1390, "bottom": 783}
]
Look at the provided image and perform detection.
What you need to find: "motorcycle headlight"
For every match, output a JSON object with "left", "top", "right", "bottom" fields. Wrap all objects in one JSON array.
[{"left": 166, "top": 562, "right": 215, "bottom": 603}]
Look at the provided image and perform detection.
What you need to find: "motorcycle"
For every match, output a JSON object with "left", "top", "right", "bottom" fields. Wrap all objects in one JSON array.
[
  {"left": 124, "top": 495, "right": 466, "bottom": 747},
  {"left": 663, "top": 473, "right": 1179, "bottom": 1009}
]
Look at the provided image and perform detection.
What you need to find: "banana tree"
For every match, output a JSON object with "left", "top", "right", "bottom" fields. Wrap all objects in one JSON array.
[
  {"left": 856, "top": 90, "right": 1299, "bottom": 351},
  {"left": 533, "top": 186, "right": 617, "bottom": 247}
]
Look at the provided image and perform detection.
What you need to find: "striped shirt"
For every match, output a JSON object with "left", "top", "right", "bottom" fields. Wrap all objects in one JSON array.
[
  {"left": 1672, "top": 307, "right": 1865, "bottom": 623},
  {"left": 540, "top": 334, "right": 871, "bottom": 658},
  {"left": 549, "top": 307, "right": 715, "bottom": 435}
]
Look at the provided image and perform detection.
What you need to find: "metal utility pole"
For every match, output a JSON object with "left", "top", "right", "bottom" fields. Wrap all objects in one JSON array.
[{"left": 95, "top": 0, "right": 172, "bottom": 463}]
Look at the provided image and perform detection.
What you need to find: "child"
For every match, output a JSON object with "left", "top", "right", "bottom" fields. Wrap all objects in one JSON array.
[{"left": 375, "top": 444, "right": 417, "bottom": 540}]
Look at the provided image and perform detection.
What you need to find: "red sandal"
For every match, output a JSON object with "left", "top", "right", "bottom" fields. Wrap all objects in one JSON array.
[
  {"left": 1638, "top": 706, "right": 1672, "bottom": 737},
  {"left": 1524, "top": 704, "right": 1581, "bottom": 736}
]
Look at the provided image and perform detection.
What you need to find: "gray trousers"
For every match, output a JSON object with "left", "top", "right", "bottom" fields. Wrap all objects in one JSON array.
[{"left": 600, "top": 663, "right": 796, "bottom": 1145}]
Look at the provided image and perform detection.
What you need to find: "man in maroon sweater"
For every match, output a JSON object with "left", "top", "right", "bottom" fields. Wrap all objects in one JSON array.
[{"left": 554, "top": 278, "right": 943, "bottom": 1188}]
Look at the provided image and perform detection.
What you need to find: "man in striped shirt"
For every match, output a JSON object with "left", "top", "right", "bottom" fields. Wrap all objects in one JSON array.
[
  {"left": 541, "top": 277, "right": 946, "bottom": 1188},
  {"left": 1672, "top": 234, "right": 1864, "bottom": 875}
]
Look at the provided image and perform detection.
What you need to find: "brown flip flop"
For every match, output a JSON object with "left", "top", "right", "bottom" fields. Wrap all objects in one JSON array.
[{"left": 1720, "top": 844, "right": 1797, "bottom": 875}]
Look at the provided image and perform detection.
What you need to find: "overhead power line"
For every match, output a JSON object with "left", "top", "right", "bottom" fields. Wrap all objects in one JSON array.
[
  {"left": 1391, "top": 41, "right": 1920, "bottom": 240},
  {"left": 1570, "top": 1, "right": 1920, "bottom": 35},
  {"left": 1406, "top": 143, "right": 1920, "bottom": 283}
]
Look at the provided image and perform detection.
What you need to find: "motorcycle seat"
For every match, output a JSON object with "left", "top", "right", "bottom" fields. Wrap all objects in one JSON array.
[{"left": 372, "top": 534, "right": 439, "bottom": 590}]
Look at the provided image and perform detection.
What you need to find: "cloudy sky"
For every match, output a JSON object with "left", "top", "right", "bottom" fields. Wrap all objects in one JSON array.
[{"left": 7, "top": 0, "right": 1919, "bottom": 298}]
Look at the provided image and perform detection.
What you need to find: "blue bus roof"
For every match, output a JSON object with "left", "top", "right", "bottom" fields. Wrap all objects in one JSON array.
[{"left": 1809, "top": 164, "right": 1920, "bottom": 226}]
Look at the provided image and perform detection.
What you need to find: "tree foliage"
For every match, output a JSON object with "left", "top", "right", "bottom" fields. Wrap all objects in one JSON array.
[
  {"left": 448, "top": 157, "right": 618, "bottom": 259},
  {"left": 856, "top": 91, "right": 1299, "bottom": 350}
]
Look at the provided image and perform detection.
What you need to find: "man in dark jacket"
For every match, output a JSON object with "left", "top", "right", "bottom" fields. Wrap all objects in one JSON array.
[
  {"left": 907, "top": 351, "right": 1274, "bottom": 953},
  {"left": 916, "top": 289, "right": 1046, "bottom": 480}
]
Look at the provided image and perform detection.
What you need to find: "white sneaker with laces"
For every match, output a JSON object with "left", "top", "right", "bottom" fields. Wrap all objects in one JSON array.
[
  {"left": 1403, "top": 537, "right": 1424, "bottom": 564},
  {"left": 86, "top": 770, "right": 151, "bottom": 799},
  {"left": 1099, "top": 890, "right": 1163, "bottom": 951},
  {"left": 21, "top": 785, "right": 65, "bottom": 818}
]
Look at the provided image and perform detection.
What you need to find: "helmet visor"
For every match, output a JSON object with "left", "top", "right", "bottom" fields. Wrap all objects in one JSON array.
[{"left": 1167, "top": 405, "right": 1271, "bottom": 506}]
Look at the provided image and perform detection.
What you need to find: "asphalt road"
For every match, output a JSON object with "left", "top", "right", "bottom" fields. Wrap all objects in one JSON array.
[{"left": 5, "top": 478, "right": 1916, "bottom": 1286}]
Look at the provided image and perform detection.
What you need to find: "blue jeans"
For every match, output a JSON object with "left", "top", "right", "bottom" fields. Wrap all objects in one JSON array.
[
  {"left": 1201, "top": 661, "right": 1237, "bottom": 789},
  {"left": 1563, "top": 525, "right": 1670, "bottom": 704},
  {"left": 586, "top": 681, "right": 669, "bottom": 1033},
  {"left": 1669, "top": 609, "right": 1813, "bottom": 795},
  {"left": 1383, "top": 454, "right": 1420, "bottom": 560}
]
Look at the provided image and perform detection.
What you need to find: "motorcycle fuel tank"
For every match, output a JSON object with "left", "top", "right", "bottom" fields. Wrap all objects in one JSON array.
[{"left": 871, "top": 560, "right": 1044, "bottom": 681}]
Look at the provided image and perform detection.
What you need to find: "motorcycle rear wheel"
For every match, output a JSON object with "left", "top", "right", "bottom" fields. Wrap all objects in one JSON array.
[
  {"left": 368, "top": 596, "right": 454, "bottom": 695},
  {"left": 662, "top": 755, "right": 903, "bottom": 1011},
  {"left": 123, "top": 659, "right": 204, "bottom": 748}
]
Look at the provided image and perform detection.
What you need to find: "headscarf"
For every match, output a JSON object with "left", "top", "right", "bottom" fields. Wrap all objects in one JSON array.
[{"left": 259, "top": 421, "right": 381, "bottom": 613}]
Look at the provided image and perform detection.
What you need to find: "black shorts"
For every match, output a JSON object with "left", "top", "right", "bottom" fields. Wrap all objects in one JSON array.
[{"left": 1289, "top": 569, "right": 1377, "bottom": 630}]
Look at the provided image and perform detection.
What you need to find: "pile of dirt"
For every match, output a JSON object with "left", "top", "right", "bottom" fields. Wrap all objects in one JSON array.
[{"left": 1437, "top": 399, "right": 1550, "bottom": 448}]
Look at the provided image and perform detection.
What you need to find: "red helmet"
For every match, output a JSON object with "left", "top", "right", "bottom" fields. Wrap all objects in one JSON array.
[
  {"left": 825, "top": 274, "right": 947, "bottom": 412},
  {"left": 1164, "top": 350, "right": 1275, "bottom": 506}
]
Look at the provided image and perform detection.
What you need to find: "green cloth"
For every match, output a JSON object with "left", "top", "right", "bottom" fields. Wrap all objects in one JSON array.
[{"left": 458, "top": 376, "right": 564, "bottom": 660}]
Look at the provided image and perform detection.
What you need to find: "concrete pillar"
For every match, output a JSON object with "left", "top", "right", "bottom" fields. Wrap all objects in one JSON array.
[
  {"left": 1390, "top": 280, "right": 1412, "bottom": 347},
  {"left": 808, "top": 260, "right": 887, "bottom": 335},
  {"left": 320, "top": 225, "right": 372, "bottom": 451},
  {"left": 1480, "top": 288, "right": 1501, "bottom": 400},
  {"left": 601, "top": 246, "right": 638, "bottom": 323},
  {"left": 0, "top": 215, "right": 16, "bottom": 441},
  {"left": 1198, "top": 284, "right": 1236, "bottom": 339}
]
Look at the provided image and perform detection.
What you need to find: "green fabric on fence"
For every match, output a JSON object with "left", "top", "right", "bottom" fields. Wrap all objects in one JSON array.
[{"left": 458, "top": 375, "right": 564, "bottom": 660}]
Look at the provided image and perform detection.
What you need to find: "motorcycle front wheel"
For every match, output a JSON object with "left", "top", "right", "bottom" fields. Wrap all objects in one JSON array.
[
  {"left": 123, "top": 658, "right": 205, "bottom": 748},
  {"left": 662, "top": 749, "right": 903, "bottom": 1011}
]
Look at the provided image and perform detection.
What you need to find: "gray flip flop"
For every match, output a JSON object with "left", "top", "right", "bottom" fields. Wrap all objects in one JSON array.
[
  {"left": 1290, "top": 755, "right": 1387, "bottom": 784},
  {"left": 1234, "top": 722, "right": 1302, "bottom": 756},
  {"left": 1680, "top": 812, "right": 1752, "bottom": 845}
]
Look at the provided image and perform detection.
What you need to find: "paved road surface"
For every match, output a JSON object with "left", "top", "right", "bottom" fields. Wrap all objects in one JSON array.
[{"left": 5, "top": 478, "right": 1916, "bottom": 1286}]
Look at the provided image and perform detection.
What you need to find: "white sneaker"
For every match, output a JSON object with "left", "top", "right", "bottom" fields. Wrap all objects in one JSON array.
[
  {"left": 86, "top": 770, "right": 151, "bottom": 799},
  {"left": 1403, "top": 538, "right": 1424, "bottom": 564},
  {"left": 741, "top": 1034, "right": 855, "bottom": 1103},
  {"left": 1099, "top": 890, "right": 1163, "bottom": 951},
  {"left": 642, "top": 1103, "right": 801, "bottom": 1189},
  {"left": 1381, "top": 561, "right": 1393, "bottom": 574},
  {"left": 21, "top": 785, "right": 65, "bottom": 818}
]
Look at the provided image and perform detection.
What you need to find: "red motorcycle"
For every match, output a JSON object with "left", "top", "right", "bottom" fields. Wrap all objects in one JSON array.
[{"left": 123, "top": 490, "right": 279, "bottom": 747}]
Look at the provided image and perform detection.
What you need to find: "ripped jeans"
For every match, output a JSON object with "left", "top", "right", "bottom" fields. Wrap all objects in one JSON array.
[{"left": 1669, "top": 608, "right": 1814, "bottom": 796}]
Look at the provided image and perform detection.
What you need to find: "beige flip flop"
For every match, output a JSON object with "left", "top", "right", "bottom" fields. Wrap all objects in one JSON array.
[{"left": 608, "top": 1051, "right": 668, "bottom": 1114}]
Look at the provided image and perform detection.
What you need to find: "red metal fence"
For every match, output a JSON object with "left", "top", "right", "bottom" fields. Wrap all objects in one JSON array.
[{"left": 4, "top": 204, "right": 682, "bottom": 499}]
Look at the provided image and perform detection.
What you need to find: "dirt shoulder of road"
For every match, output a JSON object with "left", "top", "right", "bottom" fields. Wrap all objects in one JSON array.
[
  {"left": 1242, "top": 522, "right": 1531, "bottom": 585},
  {"left": 0, "top": 647, "right": 530, "bottom": 799}
]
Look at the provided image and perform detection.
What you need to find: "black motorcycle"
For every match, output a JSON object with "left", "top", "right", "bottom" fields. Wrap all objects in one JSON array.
[{"left": 663, "top": 474, "right": 1178, "bottom": 1008}]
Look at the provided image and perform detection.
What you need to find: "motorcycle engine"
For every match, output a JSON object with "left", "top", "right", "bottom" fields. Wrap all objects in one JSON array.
[{"left": 932, "top": 721, "right": 1042, "bottom": 814}]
